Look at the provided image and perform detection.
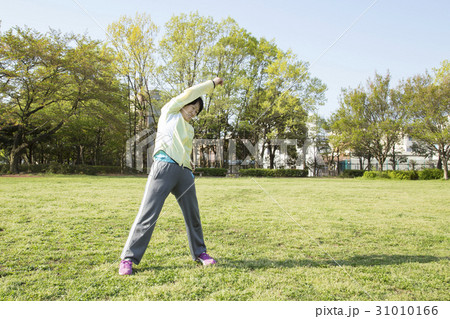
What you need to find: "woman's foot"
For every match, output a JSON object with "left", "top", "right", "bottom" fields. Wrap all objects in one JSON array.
[
  {"left": 119, "top": 259, "right": 133, "bottom": 275},
  {"left": 196, "top": 252, "right": 217, "bottom": 265}
]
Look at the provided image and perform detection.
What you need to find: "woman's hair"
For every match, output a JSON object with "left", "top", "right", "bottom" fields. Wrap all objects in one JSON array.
[{"left": 187, "top": 97, "right": 204, "bottom": 115}]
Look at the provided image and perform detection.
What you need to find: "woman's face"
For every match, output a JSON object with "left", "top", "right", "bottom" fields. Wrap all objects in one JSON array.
[{"left": 181, "top": 102, "right": 200, "bottom": 122}]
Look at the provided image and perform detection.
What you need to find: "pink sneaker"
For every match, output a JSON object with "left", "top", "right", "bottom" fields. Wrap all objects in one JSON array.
[
  {"left": 119, "top": 259, "right": 133, "bottom": 275},
  {"left": 197, "top": 252, "right": 217, "bottom": 266}
]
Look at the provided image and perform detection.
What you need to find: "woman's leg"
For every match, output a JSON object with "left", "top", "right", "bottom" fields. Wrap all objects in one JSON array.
[
  {"left": 172, "top": 168, "right": 207, "bottom": 260},
  {"left": 120, "top": 161, "right": 175, "bottom": 264}
]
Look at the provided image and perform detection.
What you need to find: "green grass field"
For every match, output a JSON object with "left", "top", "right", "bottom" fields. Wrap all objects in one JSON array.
[{"left": 0, "top": 175, "right": 448, "bottom": 300}]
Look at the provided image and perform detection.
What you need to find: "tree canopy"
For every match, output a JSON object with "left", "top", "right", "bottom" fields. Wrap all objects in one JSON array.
[{"left": 0, "top": 14, "right": 448, "bottom": 178}]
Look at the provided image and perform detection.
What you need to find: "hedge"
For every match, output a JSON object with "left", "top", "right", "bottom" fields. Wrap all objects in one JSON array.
[
  {"left": 363, "top": 171, "right": 390, "bottom": 179},
  {"left": 362, "top": 169, "right": 443, "bottom": 180},
  {"left": 389, "top": 170, "right": 419, "bottom": 180},
  {"left": 194, "top": 167, "right": 228, "bottom": 177},
  {"left": 418, "top": 168, "right": 444, "bottom": 180},
  {"left": 0, "top": 163, "right": 127, "bottom": 175},
  {"left": 239, "top": 168, "right": 309, "bottom": 177},
  {"left": 341, "top": 170, "right": 365, "bottom": 178}
]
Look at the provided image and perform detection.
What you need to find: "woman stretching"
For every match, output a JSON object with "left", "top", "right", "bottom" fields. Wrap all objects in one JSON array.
[{"left": 119, "top": 77, "right": 223, "bottom": 275}]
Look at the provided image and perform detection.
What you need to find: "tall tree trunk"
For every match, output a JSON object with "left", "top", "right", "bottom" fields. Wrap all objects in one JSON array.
[
  {"left": 377, "top": 155, "right": 387, "bottom": 171},
  {"left": 366, "top": 155, "right": 372, "bottom": 171},
  {"left": 9, "top": 151, "right": 22, "bottom": 174},
  {"left": 267, "top": 143, "right": 275, "bottom": 169},
  {"left": 391, "top": 145, "right": 396, "bottom": 171},
  {"left": 9, "top": 129, "right": 25, "bottom": 174},
  {"left": 336, "top": 151, "right": 340, "bottom": 175},
  {"left": 443, "top": 157, "right": 448, "bottom": 180}
]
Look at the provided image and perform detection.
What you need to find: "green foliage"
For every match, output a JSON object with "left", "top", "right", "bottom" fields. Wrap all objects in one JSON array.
[
  {"left": 331, "top": 72, "right": 405, "bottom": 172},
  {"left": 363, "top": 170, "right": 423, "bottom": 180},
  {"left": 0, "top": 26, "right": 124, "bottom": 173},
  {"left": 388, "top": 170, "right": 419, "bottom": 180},
  {"left": 2, "top": 15, "right": 327, "bottom": 174},
  {"left": 361, "top": 169, "right": 444, "bottom": 181},
  {"left": 158, "top": 12, "right": 217, "bottom": 87},
  {"left": 0, "top": 164, "right": 125, "bottom": 175},
  {"left": 0, "top": 164, "right": 9, "bottom": 174},
  {"left": 239, "top": 168, "right": 308, "bottom": 177},
  {"left": 194, "top": 168, "right": 227, "bottom": 176},
  {"left": 418, "top": 169, "right": 444, "bottom": 180},
  {"left": 3, "top": 19, "right": 447, "bottom": 180},
  {"left": 331, "top": 63, "right": 449, "bottom": 180},
  {"left": 401, "top": 68, "right": 450, "bottom": 180},
  {"left": 363, "top": 171, "right": 391, "bottom": 179},
  {"left": 106, "top": 12, "right": 160, "bottom": 131},
  {"left": 433, "top": 59, "right": 449, "bottom": 85},
  {"left": 341, "top": 170, "right": 365, "bottom": 178}
]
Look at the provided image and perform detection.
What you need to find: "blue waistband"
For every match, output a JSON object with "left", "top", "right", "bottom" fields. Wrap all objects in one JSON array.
[
  {"left": 154, "top": 151, "right": 193, "bottom": 177},
  {"left": 154, "top": 150, "right": 176, "bottom": 164}
]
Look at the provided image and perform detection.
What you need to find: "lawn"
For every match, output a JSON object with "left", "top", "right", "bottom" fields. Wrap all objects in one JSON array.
[{"left": 0, "top": 175, "right": 448, "bottom": 300}]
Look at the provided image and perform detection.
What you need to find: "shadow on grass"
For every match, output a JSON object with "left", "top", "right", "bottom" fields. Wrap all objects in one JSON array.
[
  {"left": 125, "top": 255, "right": 447, "bottom": 274},
  {"left": 218, "top": 255, "right": 447, "bottom": 269},
  {"left": 132, "top": 265, "right": 182, "bottom": 274}
]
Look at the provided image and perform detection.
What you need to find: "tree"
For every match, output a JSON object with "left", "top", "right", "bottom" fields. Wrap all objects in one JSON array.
[
  {"left": 0, "top": 27, "right": 122, "bottom": 173},
  {"left": 402, "top": 62, "right": 450, "bottom": 179},
  {"left": 107, "top": 13, "right": 160, "bottom": 132},
  {"left": 261, "top": 49, "right": 325, "bottom": 169},
  {"left": 158, "top": 12, "right": 217, "bottom": 90},
  {"left": 388, "top": 144, "right": 408, "bottom": 170},
  {"left": 306, "top": 114, "right": 329, "bottom": 176},
  {"left": 434, "top": 59, "right": 449, "bottom": 85},
  {"left": 310, "top": 114, "right": 340, "bottom": 174},
  {"left": 331, "top": 89, "right": 373, "bottom": 172},
  {"left": 333, "top": 72, "right": 405, "bottom": 171},
  {"left": 199, "top": 17, "right": 256, "bottom": 141},
  {"left": 194, "top": 18, "right": 257, "bottom": 167},
  {"left": 157, "top": 12, "right": 223, "bottom": 168},
  {"left": 236, "top": 40, "right": 325, "bottom": 168}
]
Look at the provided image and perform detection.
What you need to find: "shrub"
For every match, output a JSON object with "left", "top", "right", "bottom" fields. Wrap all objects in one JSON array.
[
  {"left": 363, "top": 171, "right": 391, "bottom": 179},
  {"left": 0, "top": 164, "right": 9, "bottom": 174},
  {"left": 341, "top": 170, "right": 365, "bottom": 178},
  {"left": 388, "top": 170, "right": 419, "bottom": 180},
  {"left": 23, "top": 164, "right": 47, "bottom": 173},
  {"left": 45, "top": 162, "right": 79, "bottom": 174},
  {"left": 47, "top": 162, "right": 61, "bottom": 174},
  {"left": 239, "top": 168, "right": 265, "bottom": 177},
  {"left": 7, "top": 164, "right": 124, "bottom": 175},
  {"left": 418, "top": 168, "right": 444, "bottom": 180},
  {"left": 194, "top": 168, "right": 227, "bottom": 177},
  {"left": 363, "top": 170, "right": 421, "bottom": 180},
  {"left": 239, "top": 168, "right": 308, "bottom": 177}
]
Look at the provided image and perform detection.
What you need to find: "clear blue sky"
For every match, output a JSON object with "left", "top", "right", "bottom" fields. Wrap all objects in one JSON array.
[{"left": 2, "top": 0, "right": 449, "bottom": 116}]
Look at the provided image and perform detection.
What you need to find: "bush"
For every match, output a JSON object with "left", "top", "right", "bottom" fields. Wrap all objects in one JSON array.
[
  {"left": 388, "top": 170, "right": 419, "bottom": 180},
  {"left": 363, "top": 171, "right": 391, "bottom": 179},
  {"left": 23, "top": 164, "right": 48, "bottom": 173},
  {"left": 47, "top": 162, "right": 63, "bottom": 174},
  {"left": 418, "top": 168, "right": 444, "bottom": 180},
  {"left": 363, "top": 170, "right": 421, "bottom": 180},
  {"left": 362, "top": 169, "right": 442, "bottom": 180},
  {"left": 239, "top": 168, "right": 308, "bottom": 177},
  {"left": 341, "top": 170, "right": 365, "bottom": 178},
  {"left": 4, "top": 164, "right": 124, "bottom": 175},
  {"left": 0, "top": 164, "right": 9, "bottom": 174},
  {"left": 194, "top": 167, "right": 227, "bottom": 177}
]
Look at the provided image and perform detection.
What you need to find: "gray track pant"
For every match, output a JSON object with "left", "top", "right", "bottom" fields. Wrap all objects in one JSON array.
[{"left": 120, "top": 160, "right": 206, "bottom": 264}]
